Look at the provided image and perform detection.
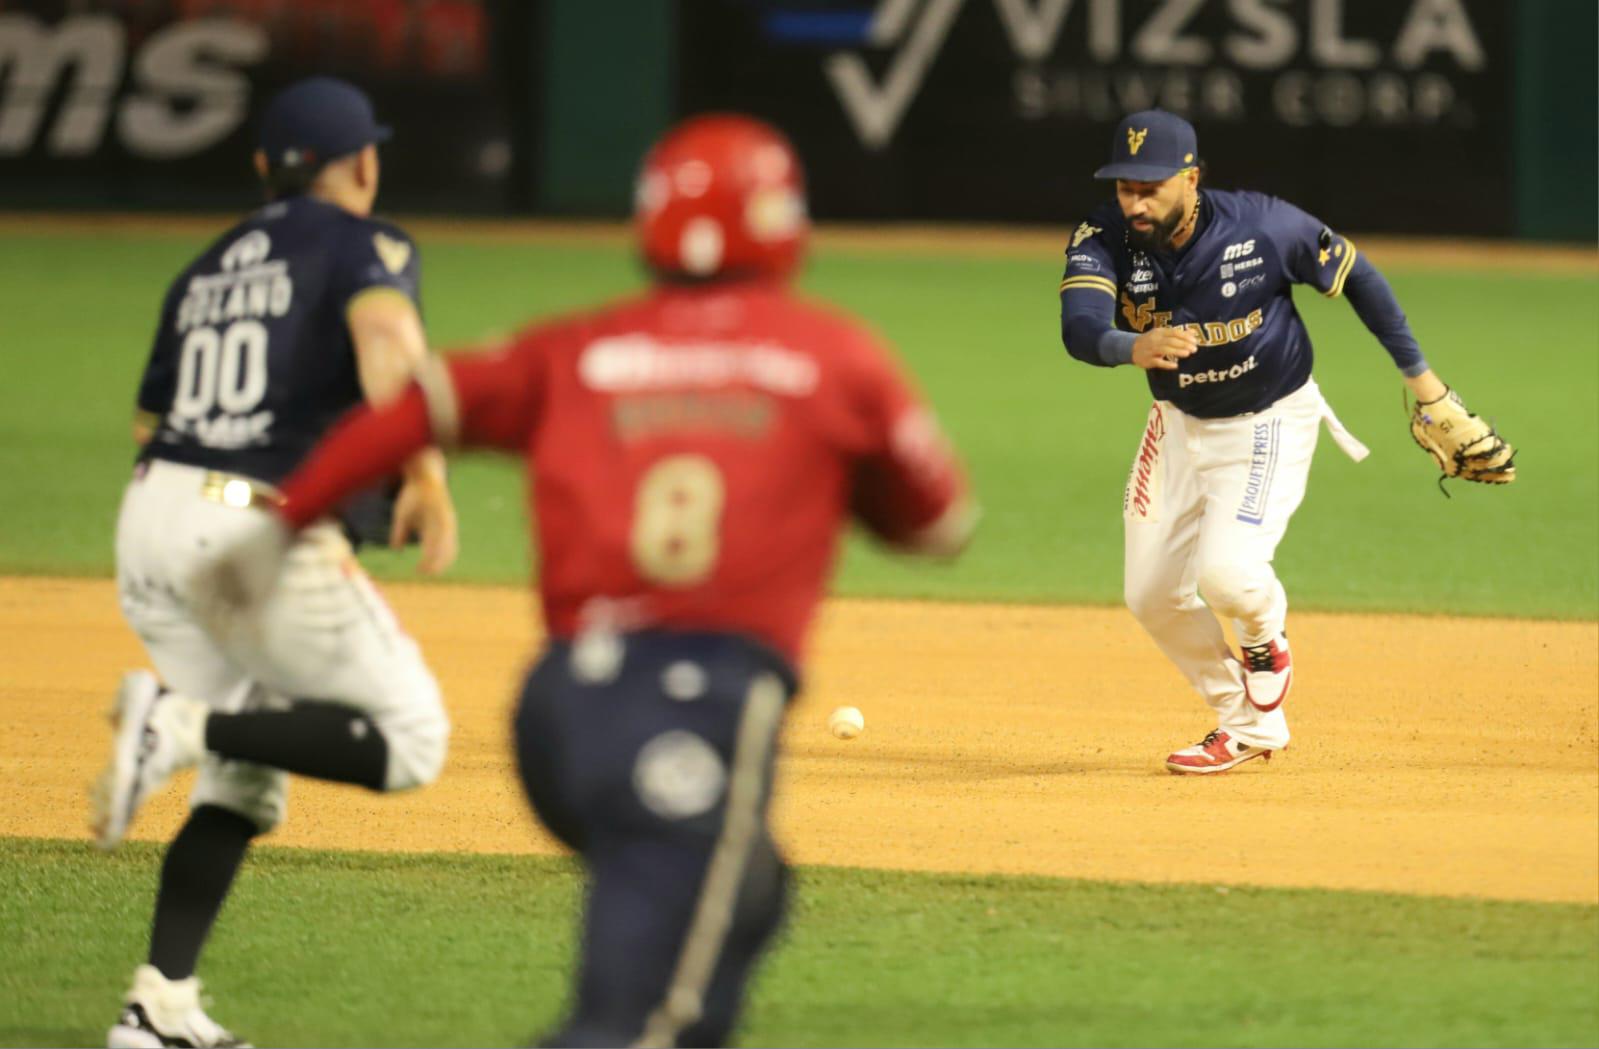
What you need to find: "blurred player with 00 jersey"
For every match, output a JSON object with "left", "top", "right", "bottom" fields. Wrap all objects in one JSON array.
[{"left": 92, "top": 78, "right": 456, "bottom": 1048}]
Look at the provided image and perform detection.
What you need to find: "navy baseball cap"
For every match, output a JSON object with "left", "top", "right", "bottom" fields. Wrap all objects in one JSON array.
[
  {"left": 258, "top": 77, "right": 391, "bottom": 171},
  {"left": 1094, "top": 110, "right": 1198, "bottom": 181}
]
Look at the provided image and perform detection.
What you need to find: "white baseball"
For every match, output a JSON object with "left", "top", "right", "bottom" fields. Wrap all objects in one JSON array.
[{"left": 827, "top": 706, "right": 864, "bottom": 740}]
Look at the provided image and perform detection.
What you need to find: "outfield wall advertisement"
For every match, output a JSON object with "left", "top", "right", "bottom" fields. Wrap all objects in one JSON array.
[
  {"left": 0, "top": 0, "right": 516, "bottom": 211},
  {"left": 677, "top": 0, "right": 1514, "bottom": 233}
]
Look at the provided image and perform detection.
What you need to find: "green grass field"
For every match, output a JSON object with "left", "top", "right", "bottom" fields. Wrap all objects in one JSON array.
[
  {"left": 3, "top": 227, "right": 1596, "bottom": 1047},
  {"left": 4, "top": 839, "right": 1596, "bottom": 1048},
  {"left": 1, "top": 230, "right": 1595, "bottom": 616}
]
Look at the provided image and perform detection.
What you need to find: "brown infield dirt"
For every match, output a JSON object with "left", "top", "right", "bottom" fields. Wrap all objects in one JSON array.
[{"left": 3, "top": 576, "right": 1594, "bottom": 904}]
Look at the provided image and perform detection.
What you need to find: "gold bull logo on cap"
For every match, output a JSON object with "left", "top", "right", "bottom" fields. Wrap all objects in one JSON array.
[{"left": 1127, "top": 127, "right": 1149, "bottom": 155}]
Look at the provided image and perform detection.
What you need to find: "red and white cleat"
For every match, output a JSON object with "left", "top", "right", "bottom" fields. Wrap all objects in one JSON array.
[
  {"left": 1241, "top": 635, "right": 1292, "bottom": 712},
  {"left": 1165, "top": 729, "right": 1272, "bottom": 775}
]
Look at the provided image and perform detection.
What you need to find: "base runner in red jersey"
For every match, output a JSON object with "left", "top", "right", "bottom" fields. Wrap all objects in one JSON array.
[{"left": 204, "top": 114, "right": 977, "bottom": 1045}]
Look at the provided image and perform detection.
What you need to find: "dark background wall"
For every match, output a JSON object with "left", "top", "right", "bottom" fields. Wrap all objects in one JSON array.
[
  {"left": 0, "top": 0, "right": 1592, "bottom": 239},
  {"left": 678, "top": 0, "right": 1515, "bottom": 233},
  {"left": 0, "top": 0, "right": 516, "bottom": 211}
]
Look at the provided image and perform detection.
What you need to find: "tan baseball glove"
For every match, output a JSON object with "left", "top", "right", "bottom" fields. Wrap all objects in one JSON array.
[{"left": 1408, "top": 387, "right": 1516, "bottom": 486}]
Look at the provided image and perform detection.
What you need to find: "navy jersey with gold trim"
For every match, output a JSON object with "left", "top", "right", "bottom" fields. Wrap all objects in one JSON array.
[
  {"left": 1059, "top": 190, "right": 1357, "bottom": 418},
  {"left": 135, "top": 196, "right": 421, "bottom": 484}
]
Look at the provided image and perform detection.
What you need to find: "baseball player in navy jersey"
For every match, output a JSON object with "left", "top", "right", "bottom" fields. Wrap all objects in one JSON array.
[
  {"left": 1060, "top": 110, "right": 1515, "bottom": 775},
  {"left": 90, "top": 78, "right": 456, "bottom": 1047}
]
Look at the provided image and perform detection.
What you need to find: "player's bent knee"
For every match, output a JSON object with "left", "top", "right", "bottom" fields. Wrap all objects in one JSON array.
[
  {"left": 1196, "top": 562, "right": 1272, "bottom": 619},
  {"left": 378, "top": 707, "right": 450, "bottom": 791},
  {"left": 362, "top": 667, "right": 450, "bottom": 791},
  {"left": 380, "top": 718, "right": 449, "bottom": 791}
]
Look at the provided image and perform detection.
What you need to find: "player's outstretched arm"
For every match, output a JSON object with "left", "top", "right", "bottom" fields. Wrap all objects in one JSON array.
[
  {"left": 1337, "top": 253, "right": 1430, "bottom": 378},
  {"left": 387, "top": 447, "right": 455, "bottom": 573},
  {"left": 1059, "top": 228, "right": 1144, "bottom": 369},
  {"left": 1335, "top": 256, "right": 1516, "bottom": 486},
  {"left": 1402, "top": 368, "right": 1448, "bottom": 403},
  {"left": 277, "top": 344, "right": 544, "bottom": 533},
  {"left": 1059, "top": 273, "right": 1197, "bottom": 370},
  {"left": 348, "top": 288, "right": 430, "bottom": 404},
  {"left": 847, "top": 341, "right": 978, "bottom": 559},
  {"left": 189, "top": 388, "right": 440, "bottom": 614},
  {"left": 348, "top": 288, "right": 459, "bottom": 573}
]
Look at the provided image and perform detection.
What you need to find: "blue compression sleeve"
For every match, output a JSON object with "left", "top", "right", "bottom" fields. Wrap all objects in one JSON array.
[
  {"left": 1061, "top": 287, "right": 1134, "bottom": 366},
  {"left": 1097, "top": 330, "right": 1137, "bottom": 365},
  {"left": 1341, "top": 254, "right": 1429, "bottom": 377}
]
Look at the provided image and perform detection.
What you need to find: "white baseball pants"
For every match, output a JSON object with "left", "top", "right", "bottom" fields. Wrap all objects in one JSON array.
[
  {"left": 115, "top": 459, "right": 448, "bottom": 832},
  {"left": 1121, "top": 379, "right": 1365, "bottom": 750}
]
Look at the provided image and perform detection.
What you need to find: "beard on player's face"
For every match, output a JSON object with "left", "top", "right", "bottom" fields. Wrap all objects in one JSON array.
[{"left": 1125, "top": 195, "right": 1187, "bottom": 252}]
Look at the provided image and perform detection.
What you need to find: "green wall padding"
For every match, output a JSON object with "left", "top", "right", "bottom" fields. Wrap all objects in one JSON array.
[{"left": 539, "top": 0, "right": 675, "bottom": 214}]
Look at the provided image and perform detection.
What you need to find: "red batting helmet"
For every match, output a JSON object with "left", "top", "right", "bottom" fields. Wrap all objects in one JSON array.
[{"left": 636, "top": 114, "right": 809, "bottom": 282}]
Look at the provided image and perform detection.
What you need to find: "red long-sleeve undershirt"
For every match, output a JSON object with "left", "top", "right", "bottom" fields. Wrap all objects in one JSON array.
[{"left": 278, "top": 386, "right": 435, "bottom": 529}]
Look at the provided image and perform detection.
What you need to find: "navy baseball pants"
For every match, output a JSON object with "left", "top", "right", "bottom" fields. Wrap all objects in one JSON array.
[{"left": 514, "top": 630, "right": 795, "bottom": 1047}]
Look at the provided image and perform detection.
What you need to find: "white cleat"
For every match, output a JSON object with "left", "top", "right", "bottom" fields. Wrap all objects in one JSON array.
[
  {"left": 107, "top": 965, "right": 251, "bottom": 1048},
  {"left": 91, "top": 671, "right": 207, "bottom": 850}
]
